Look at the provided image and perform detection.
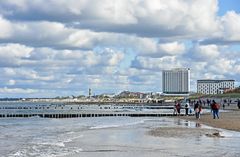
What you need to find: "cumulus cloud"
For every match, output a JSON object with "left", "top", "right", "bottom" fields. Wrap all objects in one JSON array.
[
  {"left": 0, "top": 0, "right": 239, "bottom": 97},
  {"left": 0, "top": 87, "right": 38, "bottom": 94},
  {"left": 0, "top": 16, "right": 185, "bottom": 53},
  {"left": 7, "top": 80, "right": 16, "bottom": 86},
  {"left": 0, "top": 43, "right": 33, "bottom": 67},
  {"left": 0, "top": 44, "right": 127, "bottom": 96},
  {"left": 0, "top": 16, "right": 12, "bottom": 38},
  {"left": 131, "top": 56, "right": 184, "bottom": 71},
  {"left": 190, "top": 44, "right": 220, "bottom": 61},
  {"left": 0, "top": 43, "right": 124, "bottom": 69},
  {"left": 139, "top": 41, "right": 186, "bottom": 57},
  {"left": 184, "top": 43, "right": 240, "bottom": 83},
  {"left": 0, "top": 0, "right": 220, "bottom": 38},
  {"left": 208, "top": 58, "right": 235, "bottom": 74},
  {"left": 221, "top": 11, "right": 240, "bottom": 41},
  {"left": 201, "top": 11, "right": 240, "bottom": 45},
  {"left": 0, "top": 0, "right": 237, "bottom": 45}
]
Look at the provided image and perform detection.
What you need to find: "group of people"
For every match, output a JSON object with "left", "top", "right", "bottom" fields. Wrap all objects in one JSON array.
[
  {"left": 173, "top": 101, "right": 193, "bottom": 116},
  {"left": 174, "top": 99, "right": 222, "bottom": 120}
]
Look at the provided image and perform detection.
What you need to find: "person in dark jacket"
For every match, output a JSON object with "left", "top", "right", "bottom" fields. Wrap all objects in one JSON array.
[
  {"left": 176, "top": 102, "right": 181, "bottom": 115},
  {"left": 194, "top": 101, "right": 201, "bottom": 119},
  {"left": 237, "top": 99, "right": 240, "bottom": 109},
  {"left": 211, "top": 100, "right": 219, "bottom": 119},
  {"left": 185, "top": 103, "right": 190, "bottom": 116}
]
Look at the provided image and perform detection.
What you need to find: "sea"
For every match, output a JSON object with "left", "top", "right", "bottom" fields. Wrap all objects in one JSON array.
[{"left": 0, "top": 102, "right": 240, "bottom": 157}]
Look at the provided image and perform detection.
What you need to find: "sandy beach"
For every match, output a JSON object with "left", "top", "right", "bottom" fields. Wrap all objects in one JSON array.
[
  {"left": 149, "top": 107, "right": 240, "bottom": 139},
  {"left": 179, "top": 109, "right": 240, "bottom": 132}
]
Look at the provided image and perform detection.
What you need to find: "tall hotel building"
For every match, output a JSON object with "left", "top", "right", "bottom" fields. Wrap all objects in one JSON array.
[
  {"left": 162, "top": 68, "right": 190, "bottom": 95},
  {"left": 197, "top": 80, "right": 235, "bottom": 94}
]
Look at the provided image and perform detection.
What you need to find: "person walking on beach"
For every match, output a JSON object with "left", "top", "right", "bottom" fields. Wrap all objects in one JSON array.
[
  {"left": 185, "top": 102, "right": 190, "bottom": 116},
  {"left": 176, "top": 102, "right": 181, "bottom": 116},
  {"left": 216, "top": 102, "right": 220, "bottom": 118},
  {"left": 237, "top": 99, "right": 240, "bottom": 109},
  {"left": 173, "top": 103, "right": 177, "bottom": 115},
  {"left": 207, "top": 99, "right": 210, "bottom": 106},
  {"left": 222, "top": 103, "right": 225, "bottom": 110},
  {"left": 194, "top": 101, "right": 201, "bottom": 119},
  {"left": 211, "top": 100, "right": 220, "bottom": 119}
]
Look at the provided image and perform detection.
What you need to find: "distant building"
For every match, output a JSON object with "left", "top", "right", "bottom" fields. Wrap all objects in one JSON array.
[
  {"left": 118, "top": 91, "right": 147, "bottom": 99},
  {"left": 99, "top": 93, "right": 115, "bottom": 98},
  {"left": 162, "top": 68, "right": 190, "bottom": 95},
  {"left": 197, "top": 80, "right": 235, "bottom": 94}
]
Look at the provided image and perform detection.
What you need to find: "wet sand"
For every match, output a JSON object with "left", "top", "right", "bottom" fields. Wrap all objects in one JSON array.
[
  {"left": 179, "top": 110, "right": 240, "bottom": 132},
  {"left": 149, "top": 109, "right": 240, "bottom": 139},
  {"left": 149, "top": 127, "right": 221, "bottom": 138}
]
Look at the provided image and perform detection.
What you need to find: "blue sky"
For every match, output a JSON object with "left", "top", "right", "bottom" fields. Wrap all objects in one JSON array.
[
  {"left": 0, "top": 0, "right": 240, "bottom": 98},
  {"left": 218, "top": 0, "right": 240, "bottom": 15}
]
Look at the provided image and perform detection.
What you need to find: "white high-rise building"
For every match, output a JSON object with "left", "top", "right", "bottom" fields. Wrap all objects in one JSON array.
[
  {"left": 162, "top": 68, "right": 190, "bottom": 95},
  {"left": 197, "top": 80, "right": 235, "bottom": 94}
]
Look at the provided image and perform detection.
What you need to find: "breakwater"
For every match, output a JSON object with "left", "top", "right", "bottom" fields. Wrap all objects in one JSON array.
[
  {"left": 0, "top": 112, "right": 187, "bottom": 118},
  {"left": 0, "top": 102, "right": 190, "bottom": 118}
]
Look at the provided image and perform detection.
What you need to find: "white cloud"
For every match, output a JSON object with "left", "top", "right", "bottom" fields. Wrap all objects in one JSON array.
[
  {"left": 132, "top": 56, "right": 183, "bottom": 70},
  {"left": 132, "top": 40, "right": 186, "bottom": 57},
  {"left": 157, "top": 42, "right": 185, "bottom": 56},
  {"left": 0, "top": 43, "right": 33, "bottom": 67},
  {"left": 7, "top": 79, "right": 16, "bottom": 86},
  {"left": 0, "top": 0, "right": 220, "bottom": 38},
  {"left": 102, "top": 48, "right": 125, "bottom": 66},
  {"left": 0, "top": 16, "right": 12, "bottom": 38},
  {"left": 207, "top": 58, "right": 238, "bottom": 75},
  {"left": 221, "top": 11, "right": 240, "bottom": 41},
  {"left": 201, "top": 11, "right": 240, "bottom": 44},
  {"left": 0, "top": 0, "right": 238, "bottom": 47},
  {"left": 0, "top": 87, "right": 38, "bottom": 94},
  {"left": 0, "top": 44, "right": 126, "bottom": 96},
  {"left": 0, "top": 44, "right": 124, "bottom": 69},
  {"left": 0, "top": 0, "right": 239, "bottom": 96},
  {"left": 191, "top": 44, "right": 220, "bottom": 60},
  {"left": 0, "top": 16, "right": 187, "bottom": 53},
  {"left": 0, "top": 43, "right": 32, "bottom": 57}
]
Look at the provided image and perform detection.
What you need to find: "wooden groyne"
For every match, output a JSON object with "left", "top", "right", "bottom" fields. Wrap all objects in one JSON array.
[
  {"left": 0, "top": 112, "right": 189, "bottom": 118},
  {"left": 0, "top": 103, "right": 192, "bottom": 118}
]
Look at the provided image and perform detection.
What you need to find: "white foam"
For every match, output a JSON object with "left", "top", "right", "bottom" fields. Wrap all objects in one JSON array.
[
  {"left": 90, "top": 124, "right": 121, "bottom": 129},
  {"left": 65, "top": 131, "right": 75, "bottom": 135},
  {"left": 217, "top": 129, "right": 240, "bottom": 138},
  {"left": 35, "top": 141, "right": 65, "bottom": 147},
  {"left": 62, "top": 134, "right": 84, "bottom": 143},
  {"left": 90, "top": 119, "right": 145, "bottom": 129},
  {"left": 9, "top": 150, "right": 27, "bottom": 157}
]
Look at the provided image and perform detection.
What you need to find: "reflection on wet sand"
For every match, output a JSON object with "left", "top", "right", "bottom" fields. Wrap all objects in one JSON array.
[{"left": 195, "top": 122, "right": 201, "bottom": 128}]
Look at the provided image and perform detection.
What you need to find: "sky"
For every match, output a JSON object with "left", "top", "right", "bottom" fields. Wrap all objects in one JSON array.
[{"left": 0, "top": 0, "right": 240, "bottom": 98}]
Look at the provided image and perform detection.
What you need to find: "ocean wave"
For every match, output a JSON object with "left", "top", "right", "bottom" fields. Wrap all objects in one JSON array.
[
  {"left": 90, "top": 119, "right": 145, "bottom": 129},
  {"left": 9, "top": 144, "right": 83, "bottom": 157},
  {"left": 32, "top": 133, "right": 84, "bottom": 148},
  {"left": 9, "top": 150, "right": 26, "bottom": 157},
  {"left": 62, "top": 134, "right": 84, "bottom": 143}
]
